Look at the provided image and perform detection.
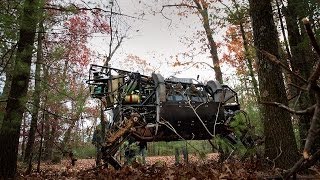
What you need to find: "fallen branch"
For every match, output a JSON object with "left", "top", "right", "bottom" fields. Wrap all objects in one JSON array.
[{"left": 284, "top": 149, "right": 320, "bottom": 179}]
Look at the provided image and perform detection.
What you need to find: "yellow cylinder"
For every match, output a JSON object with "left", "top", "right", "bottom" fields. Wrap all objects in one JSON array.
[{"left": 124, "top": 94, "right": 141, "bottom": 104}]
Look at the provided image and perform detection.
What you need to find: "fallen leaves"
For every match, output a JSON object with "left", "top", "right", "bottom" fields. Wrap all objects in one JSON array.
[{"left": 17, "top": 154, "right": 320, "bottom": 179}]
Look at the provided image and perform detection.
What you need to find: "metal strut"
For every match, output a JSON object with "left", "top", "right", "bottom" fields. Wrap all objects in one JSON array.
[{"left": 101, "top": 113, "right": 140, "bottom": 169}]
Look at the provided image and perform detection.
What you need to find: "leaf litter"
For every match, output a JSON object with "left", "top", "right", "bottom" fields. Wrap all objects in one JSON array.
[{"left": 17, "top": 153, "right": 320, "bottom": 179}]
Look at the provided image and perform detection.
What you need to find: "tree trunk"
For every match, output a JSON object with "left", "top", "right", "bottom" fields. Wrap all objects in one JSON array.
[
  {"left": 0, "top": 0, "right": 40, "bottom": 178},
  {"left": 284, "top": 0, "right": 314, "bottom": 148},
  {"left": 100, "top": 103, "right": 106, "bottom": 143},
  {"left": 275, "top": 0, "right": 295, "bottom": 100},
  {"left": 36, "top": 121, "right": 44, "bottom": 172},
  {"left": 95, "top": 103, "right": 106, "bottom": 165},
  {"left": 0, "top": 1, "right": 19, "bottom": 128},
  {"left": 193, "top": 0, "right": 223, "bottom": 84},
  {"left": 43, "top": 112, "right": 57, "bottom": 161},
  {"left": 24, "top": 19, "right": 44, "bottom": 163},
  {"left": 249, "top": 0, "right": 299, "bottom": 169},
  {"left": 61, "top": 123, "right": 75, "bottom": 154},
  {"left": 20, "top": 113, "right": 27, "bottom": 159}
]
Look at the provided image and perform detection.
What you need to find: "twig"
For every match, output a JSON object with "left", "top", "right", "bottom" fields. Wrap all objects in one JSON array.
[
  {"left": 185, "top": 96, "right": 215, "bottom": 137},
  {"left": 162, "top": 4, "right": 197, "bottom": 10},
  {"left": 159, "top": 117, "right": 202, "bottom": 154},
  {"left": 266, "top": 141, "right": 283, "bottom": 170}
]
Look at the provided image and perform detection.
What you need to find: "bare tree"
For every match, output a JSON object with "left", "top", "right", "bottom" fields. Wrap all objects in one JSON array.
[{"left": 162, "top": 0, "right": 223, "bottom": 83}]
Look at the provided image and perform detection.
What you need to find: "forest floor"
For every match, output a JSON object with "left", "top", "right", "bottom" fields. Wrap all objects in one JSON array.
[{"left": 17, "top": 153, "right": 320, "bottom": 179}]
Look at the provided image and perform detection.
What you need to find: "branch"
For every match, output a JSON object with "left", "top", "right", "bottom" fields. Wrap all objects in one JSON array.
[
  {"left": 44, "top": 4, "right": 142, "bottom": 19},
  {"left": 287, "top": 83, "right": 308, "bottom": 92},
  {"left": 0, "top": 99, "right": 7, "bottom": 103},
  {"left": 192, "top": 0, "right": 203, "bottom": 10},
  {"left": 177, "top": 61, "right": 215, "bottom": 70},
  {"left": 218, "top": 0, "right": 234, "bottom": 15},
  {"left": 302, "top": 18, "right": 320, "bottom": 91},
  {"left": 160, "top": 3, "right": 198, "bottom": 26},
  {"left": 260, "top": 50, "right": 308, "bottom": 84},
  {"left": 162, "top": 4, "right": 198, "bottom": 9},
  {"left": 261, "top": 101, "right": 316, "bottom": 115},
  {"left": 108, "top": 3, "right": 114, "bottom": 64},
  {"left": 303, "top": 94, "right": 320, "bottom": 159},
  {"left": 284, "top": 149, "right": 320, "bottom": 179},
  {"left": 109, "top": 36, "right": 124, "bottom": 59},
  {"left": 0, "top": 43, "right": 17, "bottom": 76},
  {"left": 26, "top": 101, "right": 79, "bottom": 122},
  {"left": 303, "top": 18, "right": 320, "bottom": 57}
]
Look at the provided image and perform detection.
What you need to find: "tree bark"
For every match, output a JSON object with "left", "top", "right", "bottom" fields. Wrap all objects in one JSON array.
[
  {"left": 24, "top": 19, "right": 44, "bottom": 163},
  {"left": 249, "top": 0, "right": 299, "bottom": 169},
  {"left": 0, "top": 0, "right": 40, "bottom": 178}
]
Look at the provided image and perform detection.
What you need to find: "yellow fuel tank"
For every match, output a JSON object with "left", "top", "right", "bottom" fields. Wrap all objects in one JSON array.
[{"left": 124, "top": 94, "right": 141, "bottom": 104}]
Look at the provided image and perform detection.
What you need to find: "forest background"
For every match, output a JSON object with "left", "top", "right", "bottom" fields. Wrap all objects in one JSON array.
[{"left": 0, "top": 0, "right": 320, "bottom": 179}]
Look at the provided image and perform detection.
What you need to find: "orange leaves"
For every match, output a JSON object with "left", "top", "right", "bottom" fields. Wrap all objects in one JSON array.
[
  {"left": 172, "top": 58, "right": 191, "bottom": 67},
  {"left": 121, "top": 54, "right": 156, "bottom": 74},
  {"left": 222, "top": 25, "right": 248, "bottom": 75}
]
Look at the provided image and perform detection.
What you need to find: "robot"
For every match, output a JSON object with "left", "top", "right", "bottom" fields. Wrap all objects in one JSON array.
[{"left": 87, "top": 64, "right": 253, "bottom": 169}]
